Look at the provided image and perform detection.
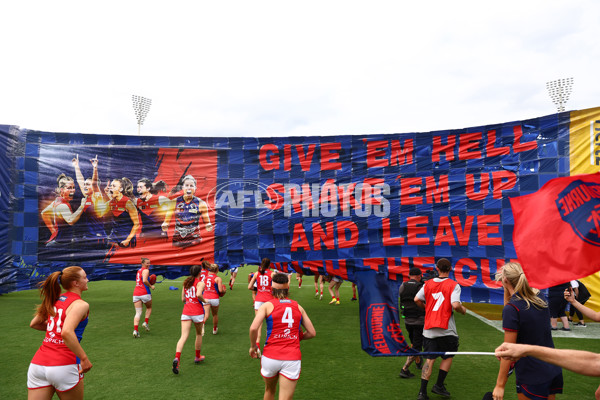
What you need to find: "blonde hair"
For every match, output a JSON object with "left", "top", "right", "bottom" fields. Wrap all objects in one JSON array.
[{"left": 496, "top": 262, "right": 547, "bottom": 309}]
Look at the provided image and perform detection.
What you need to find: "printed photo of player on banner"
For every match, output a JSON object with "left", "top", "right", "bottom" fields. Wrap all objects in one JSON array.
[{"left": 37, "top": 146, "right": 217, "bottom": 265}]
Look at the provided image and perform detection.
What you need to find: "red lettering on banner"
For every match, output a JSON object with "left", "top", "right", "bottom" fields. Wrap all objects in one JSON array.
[
  {"left": 383, "top": 215, "right": 501, "bottom": 248},
  {"left": 466, "top": 174, "right": 490, "bottom": 200},
  {"left": 432, "top": 135, "right": 456, "bottom": 162},
  {"left": 477, "top": 214, "right": 501, "bottom": 245},
  {"left": 297, "top": 144, "right": 316, "bottom": 171},
  {"left": 452, "top": 216, "right": 473, "bottom": 245},
  {"left": 512, "top": 125, "right": 538, "bottom": 153},
  {"left": 363, "top": 258, "right": 385, "bottom": 272},
  {"left": 434, "top": 217, "right": 455, "bottom": 245},
  {"left": 492, "top": 171, "right": 517, "bottom": 199},
  {"left": 366, "top": 139, "right": 414, "bottom": 168},
  {"left": 366, "top": 140, "right": 388, "bottom": 167},
  {"left": 425, "top": 175, "right": 449, "bottom": 203},
  {"left": 259, "top": 143, "right": 343, "bottom": 171},
  {"left": 303, "top": 260, "right": 322, "bottom": 275},
  {"left": 382, "top": 218, "right": 404, "bottom": 246},
  {"left": 390, "top": 139, "right": 414, "bottom": 166},
  {"left": 320, "top": 142, "right": 342, "bottom": 170},
  {"left": 324, "top": 260, "right": 349, "bottom": 280},
  {"left": 486, "top": 130, "right": 511, "bottom": 157},
  {"left": 337, "top": 220, "right": 359, "bottom": 248},
  {"left": 481, "top": 259, "right": 505, "bottom": 289},
  {"left": 399, "top": 176, "right": 449, "bottom": 205},
  {"left": 406, "top": 216, "right": 429, "bottom": 245},
  {"left": 284, "top": 145, "right": 292, "bottom": 171},
  {"left": 259, "top": 144, "right": 280, "bottom": 170},
  {"left": 263, "top": 183, "right": 285, "bottom": 210},
  {"left": 313, "top": 222, "right": 336, "bottom": 250},
  {"left": 458, "top": 132, "right": 483, "bottom": 160},
  {"left": 291, "top": 223, "right": 311, "bottom": 251},
  {"left": 455, "top": 258, "right": 478, "bottom": 287},
  {"left": 291, "top": 221, "right": 358, "bottom": 251},
  {"left": 387, "top": 258, "right": 410, "bottom": 281},
  {"left": 338, "top": 183, "right": 359, "bottom": 211},
  {"left": 400, "top": 177, "right": 422, "bottom": 205}
]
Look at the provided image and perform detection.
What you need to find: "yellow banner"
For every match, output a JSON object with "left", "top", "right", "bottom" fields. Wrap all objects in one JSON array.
[{"left": 569, "top": 107, "right": 600, "bottom": 312}]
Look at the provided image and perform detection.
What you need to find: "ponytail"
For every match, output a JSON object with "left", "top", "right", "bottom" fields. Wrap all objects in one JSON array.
[
  {"left": 35, "top": 266, "right": 84, "bottom": 320},
  {"left": 183, "top": 265, "right": 202, "bottom": 290}
]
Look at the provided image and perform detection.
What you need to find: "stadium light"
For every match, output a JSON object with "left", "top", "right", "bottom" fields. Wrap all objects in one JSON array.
[
  {"left": 546, "top": 78, "right": 574, "bottom": 113},
  {"left": 132, "top": 95, "right": 152, "bottom": 135}
]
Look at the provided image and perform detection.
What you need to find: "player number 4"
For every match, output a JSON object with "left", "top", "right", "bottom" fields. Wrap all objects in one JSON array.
[{"left": 282, "top": 307, "right": 294, "bottom": 328}]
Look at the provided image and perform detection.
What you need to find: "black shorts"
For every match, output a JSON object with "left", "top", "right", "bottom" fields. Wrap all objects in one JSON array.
[
  {"left": 548, "top": 295, "right": 568, "bottom": 318},
  {"left": 404, "top": 323, "right": 424, "bottom": 352},
  {"left": 422, "top": 335, "right": 459, "bottom": 360}
]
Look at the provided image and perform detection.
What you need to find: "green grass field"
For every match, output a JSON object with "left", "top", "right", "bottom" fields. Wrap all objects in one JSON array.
[{"left": 2, "top": 273, "right": 599, "bottom": 399}]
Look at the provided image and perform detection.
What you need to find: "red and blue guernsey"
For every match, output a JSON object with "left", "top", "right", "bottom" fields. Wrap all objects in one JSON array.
[
  {"left": 136, "top": 195, "right": 165, "bottom": 239},
  {"left": 264, "top": 298, "right": 303, "bottom": 360},
  {"left": 31, "top": 292, "right": 89, "bottom": 366},
  {"left": 77, "top": 193, "right": 107, "bottom": 241},
  {"left": 255, "top": 270, "right": 274, "bottom": 303},
  {"left": 108, "top": 196, "right": 136, "bottom": 247},
  {"left": 133, "top": 268, "right": 151, "bottom": 296},
  {"left": 172, "top": 196, "right": 203, "bottom": 248},
  {"left": 47, "top": 197, "right": 74, "bottom": 245},
  {"left": 182, "top": 278, "right": 205, "bottom": 316},
  {"left": 203, "top": 273, "right": 219, "bottom": 300}
]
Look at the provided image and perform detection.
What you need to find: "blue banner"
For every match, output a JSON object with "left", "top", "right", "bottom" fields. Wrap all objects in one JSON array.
[
  {"left": 356, "top": 269, "right": 418, "bottom": 356},
  {"left": 0, "top": 109, "right": 576, "bottom": 296}
]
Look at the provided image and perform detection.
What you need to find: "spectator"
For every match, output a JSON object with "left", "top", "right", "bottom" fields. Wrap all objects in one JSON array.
[{"left": 398, "top": 267, "right": 425, "bottom": 379}]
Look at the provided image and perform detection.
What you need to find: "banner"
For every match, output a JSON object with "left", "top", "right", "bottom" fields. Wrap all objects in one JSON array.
[
  {"left": 356, "top": 269, "right": 418, "bottom": 356},
  {"left": 1, "top": 108, "right": 596, "bottom": 299}
]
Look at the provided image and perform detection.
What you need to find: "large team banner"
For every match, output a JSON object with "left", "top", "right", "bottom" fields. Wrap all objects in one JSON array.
[{"left": 1, "top": 107, "right": 600, "bottom": 306}]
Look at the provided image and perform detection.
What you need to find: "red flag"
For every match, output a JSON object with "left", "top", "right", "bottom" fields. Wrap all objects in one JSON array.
[{"left": 510, "top": 172, "right": 600, "bottom": 289}]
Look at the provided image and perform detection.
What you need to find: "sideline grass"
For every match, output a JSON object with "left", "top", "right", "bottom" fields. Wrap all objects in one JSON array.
[{"left": 2, "top": 274, "right": 599, "bottom": 399}]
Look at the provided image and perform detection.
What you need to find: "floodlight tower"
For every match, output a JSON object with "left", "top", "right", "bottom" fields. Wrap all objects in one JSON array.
[
  {"left": 546, "top": 78, "right": 574, "bottom": 113},
  {"left": 132, "top": 95, "right": 152, "bottom": 135}
]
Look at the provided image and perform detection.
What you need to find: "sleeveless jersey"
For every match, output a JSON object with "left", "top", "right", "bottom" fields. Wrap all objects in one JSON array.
[
  {"left": 78, "top": 192, "right": 107, "bottom": 239},
  {"left": 172, "top": 196, "right": 203, "bottom": 247},
  {"left": 255, "top": 270, "right": 274, "bottom": 302},
  {"left": 423, "top": 278, "right": 457, "bottom": 330},
  {"left": 203, "top": 272, "right": 219, "bottom": 299},
  {"left": 264, "top": 298, "right": 303, "bottom": 360},
  {"left": 182, "top": 278, "right": 205, "bottom": 316},
  {"left": 136, "top": 195, "right": 165, "bottom": 238},
  {"left": 108, "top": 196, "right": 136, "bottom": 247},
  {"left": 31, "top": 292, "right": 89, "bottom": 366},
  {"left": 133, "top": 267, "right": 151, "bottom": 296},
  {"left": 49, "top": 197, "right": 74, "bottom": 244}
]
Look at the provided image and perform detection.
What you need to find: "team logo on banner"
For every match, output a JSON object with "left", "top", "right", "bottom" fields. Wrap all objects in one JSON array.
[
  {"left": 364, "top": 302, "right": 412, "bottom": 355},
  {"left": 556, "top": 180, "right": 600, "bottom": 246}
]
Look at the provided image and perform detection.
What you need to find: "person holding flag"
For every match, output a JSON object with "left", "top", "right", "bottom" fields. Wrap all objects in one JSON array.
[{"left": 414, "top": 258, "right": 466, "bottom": 400}]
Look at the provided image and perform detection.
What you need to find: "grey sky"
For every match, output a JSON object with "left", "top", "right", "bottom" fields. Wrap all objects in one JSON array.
[{"left": 1, "top": 1, "right": 598, "bottom": 137}]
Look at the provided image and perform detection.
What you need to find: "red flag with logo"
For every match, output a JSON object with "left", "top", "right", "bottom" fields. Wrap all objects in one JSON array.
[{"left": 510, "top": 172, "right": 600, "bottom": 289}]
